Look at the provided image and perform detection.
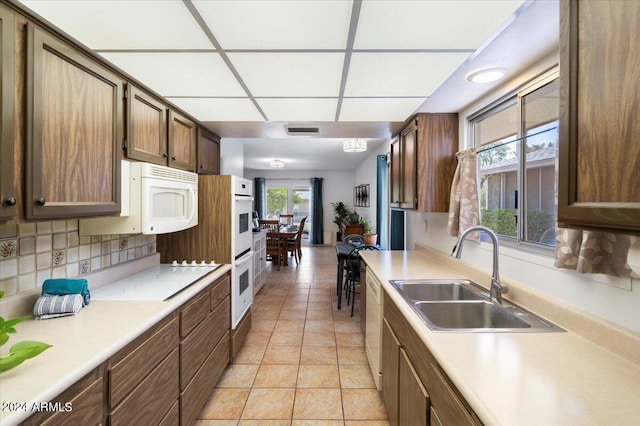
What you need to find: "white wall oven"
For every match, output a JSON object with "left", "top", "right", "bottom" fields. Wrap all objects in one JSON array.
[{"left": 232, "top": 176, "right": 254, "bottom": 328}]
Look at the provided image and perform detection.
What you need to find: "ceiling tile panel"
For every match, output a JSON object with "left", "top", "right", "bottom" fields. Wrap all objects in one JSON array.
[
  {"left": 228, "top": 53, "right": 344, "bottom": 97},
  {"left": 257, "top": 98, "right": 338, "bottom": 122},
  {"left": 345, "top": 52, "right": 470, "bottom": 97},
  {"left": 355, "top": 0, "right": 525, "bottom": 49},
  {"left": 99, "top": 52, "right": 245, "bottom": 97},
  {"left": 19, "top": 0, "right": 212, "bottom": 49},
  {"left": 167, "top": 98, "right": 264, "bottom": 122},
  {"left": 340, "top": 98, "right": 425, "bottom": 122},
  {"left": 193, "top": 0, "right": 352, "bottom": 49}
]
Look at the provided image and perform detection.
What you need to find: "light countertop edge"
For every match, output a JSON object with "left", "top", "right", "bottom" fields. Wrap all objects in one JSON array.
[
  {"left": 0, "top": 264, "right": 232, "bottom": 426},
  {"left": 360, "top": 248, "right": 640, "bottom": 426}
]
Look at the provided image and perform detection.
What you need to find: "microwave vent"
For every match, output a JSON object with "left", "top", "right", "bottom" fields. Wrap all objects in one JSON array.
[
  {"left": 286, "top": 126, "right": 319, "bottom": 136},
  {"left": 146, "top": 165, "right": 198, "bottom": 183}
]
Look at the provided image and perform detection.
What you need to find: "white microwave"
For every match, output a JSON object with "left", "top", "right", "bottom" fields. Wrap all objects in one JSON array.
[{"left": 80, "top": 161, "right": 198, "bottom": 235}]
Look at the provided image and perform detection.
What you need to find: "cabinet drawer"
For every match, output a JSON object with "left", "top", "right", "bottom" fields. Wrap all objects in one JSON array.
[
  {"left": 109, "top": 349, "right": 179, "bottom": 426},
  {"left": 181, "top": 295, "right": 230, "bottom": 389},
  {"left": 109, "top": 315, "right": 178, "bottom": 407},
  {"left": 22, "top": 367, "right": 104, "bottom": 426},
  {"left": 158, "top": 400, "right": 179, "bottom": 426},
  {"left": 180, "top": 288, "right": 211, "bottom": 338},
  {"left": 429, "top": 363, "right": 477, "bottom": 425},
  {"left": 181, "top": 330, "right": 230, "bottom": 426},
  {"left": 211, "top": 274, "right": 230, "bottom": 310}
]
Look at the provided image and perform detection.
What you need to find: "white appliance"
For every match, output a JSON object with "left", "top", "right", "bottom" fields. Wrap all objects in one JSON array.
[
  {"left": 232, "top": 176, "right": 254, "bottom": 328},
  {"left": 80, "top": 161, "right": 198, "bottom": 235},
  {"left": 366, "top": 270, "right": 383, "bottom": 390}
]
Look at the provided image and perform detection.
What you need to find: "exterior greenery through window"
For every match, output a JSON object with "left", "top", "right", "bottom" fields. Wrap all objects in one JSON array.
[
  {"left": 472, "top": 70, "right": 558, "bottom": 247},
  {"left": 265, "top": 181, "right": 311, "bottom": 235}
]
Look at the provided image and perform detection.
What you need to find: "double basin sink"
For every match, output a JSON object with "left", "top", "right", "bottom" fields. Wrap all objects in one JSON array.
[{"left": 390, "top": 279, "right": 563, "bottom": 332}]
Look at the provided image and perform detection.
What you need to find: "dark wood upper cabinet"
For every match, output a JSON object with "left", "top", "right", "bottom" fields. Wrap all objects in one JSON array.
[
  {"left": 197, "top": 127, "right": 221, "bottom": 175},
  {"left": 168, "top": 109, "right": 197, "bottom": 172},
  {"left": 25, "top": 24, "right": 122, "bottom": 219},
  {"left": 390, "top": 114, "right": 458, "bottom": 212},
  {"left": 558, "top": 0, "right": 640, "bottom": 232},
  {"left": 125, "top": 83, "right": 168, "bottom": 165},
  {"left": 0, "top": 4, "right": 16, "bottom": 221}
]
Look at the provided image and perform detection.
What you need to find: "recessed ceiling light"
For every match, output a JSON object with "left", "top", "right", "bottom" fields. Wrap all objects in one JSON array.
[
  {"left": 269, "top": 159, "right": 285, "bottom": 168},
  {"left": 343, "top": 139, "right": 367, "bottom": 153},
  {"left": 466, "top": 68, "right": 507, "bottom": 84}
]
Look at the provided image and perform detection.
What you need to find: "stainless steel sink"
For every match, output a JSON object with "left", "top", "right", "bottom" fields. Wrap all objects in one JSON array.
[
  {"left": 391, "top": 279, "right": 487, "bottom": 301},
  {"left": 389, "top": 279, "right": 563, "bottom": 333}
]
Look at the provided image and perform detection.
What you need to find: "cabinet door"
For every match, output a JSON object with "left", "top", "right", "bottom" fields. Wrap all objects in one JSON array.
[
  {"left": 197, "top": 127, "right": 220, "bottom": 175},
  {"left": 168, "top": 109, "right": 196, "bottom": 172},
  {"left": 389, "top": 136, "right": 401, "bottom": 208},
  {"left": 125, "top": 84, "right": 168, "bottom": 166},
  {"left": 381, "top": 317, "right": 400, "bottom": 426},
  {"left": 399, "top": 348, "right": 429, "bottom": 426},
  {"left": 558, "top": 0, "right": 640, "bottom": 231},
  {"left": 26, "top": 24, "right": 122, "bottom": 219},
  {"left": 400, "top": 122, "right": 417, "bottom": 209},
  {"left": 0, "top": 4, "right": 16, "bottom": 220}
]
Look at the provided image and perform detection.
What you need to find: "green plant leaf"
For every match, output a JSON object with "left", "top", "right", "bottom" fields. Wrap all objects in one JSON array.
[
  {"left": 1, "top": 315, "right": 31, "bottom": 332},
  {"left": 0, "top": 331, "right": 8, "bottom": 346},
  {"left": 0, "top": 341, "right": 52, "bottom": 373}
]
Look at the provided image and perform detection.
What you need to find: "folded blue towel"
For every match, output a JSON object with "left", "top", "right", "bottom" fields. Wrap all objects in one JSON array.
[
  {"left": 42, "top": 278, "right": 90, "bottom": 306},
  {"left": 33, "top": 294, "right": 84, "bottom": 320}
]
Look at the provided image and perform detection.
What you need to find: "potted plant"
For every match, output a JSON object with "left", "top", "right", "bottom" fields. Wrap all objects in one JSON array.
[
  {"left": 331, "top": 201, "right": 352, "bottom": 241},
  {"left": 361, "top": 218, "right": 377, "bottom": 245}
]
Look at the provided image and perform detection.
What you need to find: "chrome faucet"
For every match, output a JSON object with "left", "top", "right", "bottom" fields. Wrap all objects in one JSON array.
[{"left": 451, "top": 225, "right": 508, "bottom": 304}]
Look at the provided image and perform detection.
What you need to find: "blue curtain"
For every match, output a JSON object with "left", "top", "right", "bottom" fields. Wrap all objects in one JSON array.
[
  {"left": 376, "top": 155, "right": 388, "bottom": 249},
  {"left": 309, "top": 177, "right": 324, "bottom": 244},
  {"left": 253, "top": 177, "right": 266, "bottom": 219}
]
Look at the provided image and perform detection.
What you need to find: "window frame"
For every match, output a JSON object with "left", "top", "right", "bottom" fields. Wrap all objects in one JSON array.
[{"left": 469, "top": 67, "right": 559, "bottom": 253}]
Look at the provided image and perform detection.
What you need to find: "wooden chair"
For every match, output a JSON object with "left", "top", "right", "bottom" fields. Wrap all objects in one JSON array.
[
  {"left": 259, "top": 219, "right": 284, "bottom": 270},
  {"left": 279, "top": 214, "right": 294, "bottom": 226},
  {"left": 287, "top": 216, "right": 307, "bottom": 264}
]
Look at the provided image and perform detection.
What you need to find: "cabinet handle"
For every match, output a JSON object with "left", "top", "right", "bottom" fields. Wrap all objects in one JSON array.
[
  {"left": 35, "top": 197, "right": 46, "bottom": 207},
  {"left": 163, "top": 153, "right": 169, "bottom": 158},
  {"left": 171, "top": 156, "right": 176, "bottom": 161},
  {"left": 4, "top": 196, "right": 16, "bottom": 206}
]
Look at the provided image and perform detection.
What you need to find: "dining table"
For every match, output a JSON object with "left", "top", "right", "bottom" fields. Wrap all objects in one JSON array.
[{"left": 267, "top": 225, "right": 298, "bottom": 266}]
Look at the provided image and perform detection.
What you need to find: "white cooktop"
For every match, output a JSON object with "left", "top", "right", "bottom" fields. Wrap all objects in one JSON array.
[{"left": 91, "top": 264, "right": 219, "bottom": 301}]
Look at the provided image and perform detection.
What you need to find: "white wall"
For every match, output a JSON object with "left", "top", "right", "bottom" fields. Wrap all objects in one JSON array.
[
  {"left": 220, "top": 138, "right": 244, "bottom": 176},
  {"left": 406, "top": 53, "right": 640, "bottom": 333}
]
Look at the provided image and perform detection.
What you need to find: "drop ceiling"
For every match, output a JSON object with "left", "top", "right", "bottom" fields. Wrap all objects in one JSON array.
[{"left": 17, "top": 0, "right": 559, "bottom": 170}]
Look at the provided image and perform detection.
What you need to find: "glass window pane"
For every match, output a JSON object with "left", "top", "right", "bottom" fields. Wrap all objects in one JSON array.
[
  {"left": 266, "top": 186, "right": 288, "bottom": 218},
  {"left": 479, "top": 139, "right": 518, "bottom": 238},
  {"left": 474, "top": 99, "right": 518, "bottom": 146}
]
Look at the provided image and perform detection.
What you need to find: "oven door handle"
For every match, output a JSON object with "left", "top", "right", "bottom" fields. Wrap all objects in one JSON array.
[
  {"left": 235, "top": 195, "right": 254, "bottom": 202},
  {"left": 186, "top": 185, "right": 197, "bottom": 223},
  {"left": 235, "top": 251, "right": 253, "bottom": 266}
]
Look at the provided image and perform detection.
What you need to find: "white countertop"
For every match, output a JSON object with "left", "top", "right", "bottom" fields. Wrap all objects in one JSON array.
[
  {"left": 360, "top": 248, "right": 640, "bottom": 425},
  {"left": 0, "top": 263, "right": 232, "bottom": 426}
]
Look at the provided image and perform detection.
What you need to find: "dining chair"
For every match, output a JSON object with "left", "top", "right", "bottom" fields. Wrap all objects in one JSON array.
[
  {"left": 342, "top": 234, "right": 364, "bottom": 245},
  {"left": 345, "top": 245, "right": 380, "bottom": 317},
  {"left": 279, "top": 214, "right": 294, "bottom": 226},
  {"left": 259, "top": 219, "right": 284, "bottom": 270},
  {"left": 287, "top": 216, "right": 307, "bottom": 264}
]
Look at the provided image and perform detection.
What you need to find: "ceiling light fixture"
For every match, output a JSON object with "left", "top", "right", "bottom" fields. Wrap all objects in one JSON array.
[
  {"left": 466, "top": 67, "right": 508, "bottom": 84},
  {"left": 343, "top": 139, "right": 367, "bottom": 153},
  {"left": 269, "top": 159, "right": 285, "bottom": 168}
]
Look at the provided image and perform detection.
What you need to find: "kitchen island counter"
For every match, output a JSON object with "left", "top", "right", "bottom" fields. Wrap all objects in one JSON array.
[
  {"left": 0, "top": 263, "right": 232, "bottom": 426},
  {"left": 360, "top": 246, "right": 640, "bottom": 425}
]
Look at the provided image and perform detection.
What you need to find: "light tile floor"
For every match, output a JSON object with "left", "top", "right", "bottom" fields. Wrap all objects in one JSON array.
[{"left": 197, "top": 245, "right": 390, "bottom": 426}]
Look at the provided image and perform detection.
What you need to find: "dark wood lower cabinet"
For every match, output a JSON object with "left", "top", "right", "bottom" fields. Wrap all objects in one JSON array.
[
  {"left": 381, "top": 289, "right": 481, "bottom": 426},
  {"left": 19, "top": 272, "right": 232, "bottom": 426}
]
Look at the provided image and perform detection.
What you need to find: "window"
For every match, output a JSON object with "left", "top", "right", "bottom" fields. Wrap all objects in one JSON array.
[
  {"left": 265, "top": 180, "right": 311, "bottom": 236},
  {"left": 472, "top": 70, "right": 558, "bottom": 247}
]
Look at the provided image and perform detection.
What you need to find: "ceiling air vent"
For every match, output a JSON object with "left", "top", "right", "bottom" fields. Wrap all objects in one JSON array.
[{"left": 286, "top": 126, "right": 320, "bottom": 136}]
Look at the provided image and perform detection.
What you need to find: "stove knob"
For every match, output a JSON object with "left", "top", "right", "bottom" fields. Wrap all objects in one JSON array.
[
  {"left": 200, "top": 260, "right": 208, "bottom": 266},
  {"left": 209, "top": 261, "right": 217, "bottom": 267},
  {"left": 191, "top": 260, "right": 198, "bottom": 266},
  {"left": 181, "top": 260, "right": 188, "bottom": 267},
  {"left": 171, "top": 260, "right": 179, "bottom": 267}
]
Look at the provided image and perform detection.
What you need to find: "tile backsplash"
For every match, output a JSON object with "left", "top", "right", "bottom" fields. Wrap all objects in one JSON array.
[{"left": 0, "top": 220, "right": 156, "bottom": 297}]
